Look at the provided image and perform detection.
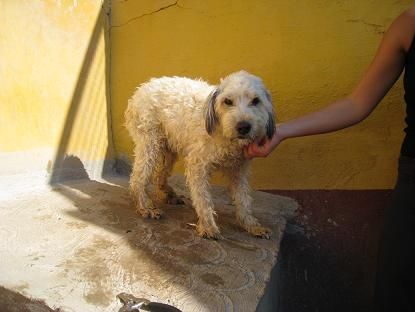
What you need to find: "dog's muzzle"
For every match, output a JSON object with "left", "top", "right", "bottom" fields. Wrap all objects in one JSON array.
[{"left": 236, "top": 121, "right": 251, "bottom": 137}]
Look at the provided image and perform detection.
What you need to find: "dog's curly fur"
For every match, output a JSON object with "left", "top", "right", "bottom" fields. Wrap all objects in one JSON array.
[{"left": 125, "top": 71, "right": 275, "bottom": 239}]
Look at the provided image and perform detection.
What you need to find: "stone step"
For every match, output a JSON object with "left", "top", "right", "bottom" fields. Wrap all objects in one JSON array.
[{"left": 0, "top": 174, "right": 297, "bottom": 312}]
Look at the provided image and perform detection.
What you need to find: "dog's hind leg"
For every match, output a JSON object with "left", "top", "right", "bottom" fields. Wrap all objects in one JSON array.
[
  {"left": 129, "top": 133, "right": 164, "bottom": 219},
  {"left": 185, "top": 157, "right": 221, "bottom": 239},
  {"left": 152, "top": 149, "right": 184, "bottom": 206},
  {"left": 227, "top": 164, "right": 272, "bottom": 239}
]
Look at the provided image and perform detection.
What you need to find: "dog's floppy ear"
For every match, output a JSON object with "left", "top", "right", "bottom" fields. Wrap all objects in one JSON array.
[
  {"left": 264, "top": 90, "right": 276, "bottom": 139},
  {"left": 205, "top": 88, "right": 220, "bottom": 135},
  {"left": 266, "top": 112, "right": 276, "bottom": 139}
]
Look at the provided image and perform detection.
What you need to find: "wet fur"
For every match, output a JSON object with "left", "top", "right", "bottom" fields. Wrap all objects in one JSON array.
[{"left": 125, "top": 71, "right": 275, "bottom": 239}]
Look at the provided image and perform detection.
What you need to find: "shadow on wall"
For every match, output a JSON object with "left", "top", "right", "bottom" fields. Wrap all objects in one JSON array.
[{"left": 49, "top": 0, "right": 115, "bottom": 184}]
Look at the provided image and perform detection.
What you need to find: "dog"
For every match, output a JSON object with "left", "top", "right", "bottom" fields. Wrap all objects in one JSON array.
[{"left": 125, "top": 71, "right": 275, "bottom": 239}]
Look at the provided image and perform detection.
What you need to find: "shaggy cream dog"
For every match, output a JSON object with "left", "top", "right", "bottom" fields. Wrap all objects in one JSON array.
[{"left": 125, "top": 71, "right": 275, "bottom": 239}]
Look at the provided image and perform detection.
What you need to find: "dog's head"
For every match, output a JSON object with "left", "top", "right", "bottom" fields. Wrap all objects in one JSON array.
[{"left": 205, "top": 71, "right": 275, "bottom": 144}]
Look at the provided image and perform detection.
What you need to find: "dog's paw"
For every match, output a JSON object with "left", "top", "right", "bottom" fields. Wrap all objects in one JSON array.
[
  {"left": 202, "top": 231, "right": 223, "bottom": 240},
  {"left": 165, "top": 188, "right": 185, "bottom": 205},
  {"left": 137, "top": 208, "right": 163, "bottom": 220},
  {"left": 249, "top": 226, "right": 272, "bottom": 239},
  {"left": 148, "top": 208, "right": 163, "bottom": 219},
  {"left": 136, "top": 208, "right": 150, "bottom": 218},
  {"left": 196, "top": 224, "right": 222, "bottom": 240},
  {"left": 166, "top": 195, "right": 185, "bottom": 205}
]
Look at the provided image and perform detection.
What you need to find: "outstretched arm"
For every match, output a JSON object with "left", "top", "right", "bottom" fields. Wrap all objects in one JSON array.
[{"left": 245, "top": 8, "right": 415, "bottom": 159}]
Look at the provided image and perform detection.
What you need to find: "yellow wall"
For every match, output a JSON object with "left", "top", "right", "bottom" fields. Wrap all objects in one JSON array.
[
  {"left": 110, "top": 0, "right": 411, "bottom": 189},
  {"left": 0, "top": 0, "right": 113, "bottom": 179},
  {"left": 1, "top": 1, "right": 412, "bottom": 189}
]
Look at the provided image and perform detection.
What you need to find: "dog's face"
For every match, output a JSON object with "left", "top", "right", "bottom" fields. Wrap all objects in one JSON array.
[{"left": 205, "top": 71, "right": 275, "bottom": 144}]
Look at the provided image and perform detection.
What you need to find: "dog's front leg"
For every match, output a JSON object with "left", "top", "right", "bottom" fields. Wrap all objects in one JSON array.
[
  {"left": 228, "top": 163, "right": 272, "bottom": 239},
  {"left": 185, "top": 159, "right": 221, "bottom": 239}
]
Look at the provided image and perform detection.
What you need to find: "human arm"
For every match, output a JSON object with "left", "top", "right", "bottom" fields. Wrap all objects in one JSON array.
[{"left": 245, "top": 8, "right": 415, "bottom": 159}]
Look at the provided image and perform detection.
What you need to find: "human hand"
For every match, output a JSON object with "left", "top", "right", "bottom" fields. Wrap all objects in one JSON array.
[{"left": 244, "top": 127, "right": 282, "bottom": 159}]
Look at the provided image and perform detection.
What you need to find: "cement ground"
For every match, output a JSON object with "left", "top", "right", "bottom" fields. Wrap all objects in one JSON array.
[{"left": 0, "top": 173, "right": 297, "bottom": 312}]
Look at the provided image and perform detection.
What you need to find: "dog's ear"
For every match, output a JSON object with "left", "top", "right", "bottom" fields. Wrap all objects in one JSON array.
[
  {"left": 266, "top": 112, "right": 276, "bottom": 139},
  {"left": 205, "top": 88, "right": 220, "bottom": 135},
  {"left": 264, "top": 90, "right": 276, "bottom": 139}
]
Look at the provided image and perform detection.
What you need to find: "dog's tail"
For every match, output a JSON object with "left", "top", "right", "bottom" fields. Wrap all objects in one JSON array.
[
  {"left": 124, "top": 95, "right": 140, "bottom": 142},
  {"left": 125, "top": 86, "right": 159, "bottom": 143}
]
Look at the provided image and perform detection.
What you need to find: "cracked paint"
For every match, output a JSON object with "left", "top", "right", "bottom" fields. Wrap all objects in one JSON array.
[
  {"left": 111, "top": 0, "right": 180, "bottom": 28},
  {"left": 346, "top": 19, "right": 386, "bottom": 34},
  {"left": 111, "top": 0, "right": 182, "bottom": 28}
]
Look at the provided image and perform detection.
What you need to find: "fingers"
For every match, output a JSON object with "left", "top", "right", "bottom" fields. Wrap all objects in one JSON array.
[
  {"left": 244, "top": 127, "right": 282, "bottom": 160},
  {"left": 244, "top": 144, "right": 254, "bottom": 160},
  {"left": 258, "top": 136, "right": 268, "bottom": 146},
  {"left": 244, "top": 141, "right": 269, "bottom": 159}
]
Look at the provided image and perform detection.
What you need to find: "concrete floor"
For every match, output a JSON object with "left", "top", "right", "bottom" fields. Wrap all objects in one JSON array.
[{"left": 0, "top": 173, "right": 297, "bottom": 312}]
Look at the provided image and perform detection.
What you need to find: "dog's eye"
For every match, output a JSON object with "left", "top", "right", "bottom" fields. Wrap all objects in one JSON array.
[
  {"left": 251, "top": 97, "right": 260, "bottom": 106},
  {"left": 224, "top": 98, "right": 233, "bottom": 106}
]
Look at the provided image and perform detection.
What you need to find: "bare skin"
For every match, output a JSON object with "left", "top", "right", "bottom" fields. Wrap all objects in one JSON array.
[{"left": 245, "top": 8, "right": 415, "bottom": 159}]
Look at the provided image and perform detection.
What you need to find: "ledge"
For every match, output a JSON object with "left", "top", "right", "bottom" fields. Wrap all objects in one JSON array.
[{"left": 0, "top": 174, "right": 297, "bottom": 311}]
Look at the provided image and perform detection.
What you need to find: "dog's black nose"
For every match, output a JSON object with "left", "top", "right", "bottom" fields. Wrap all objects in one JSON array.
[{"left": 236, "top": 121, "right": 251, "bottom": 135}]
